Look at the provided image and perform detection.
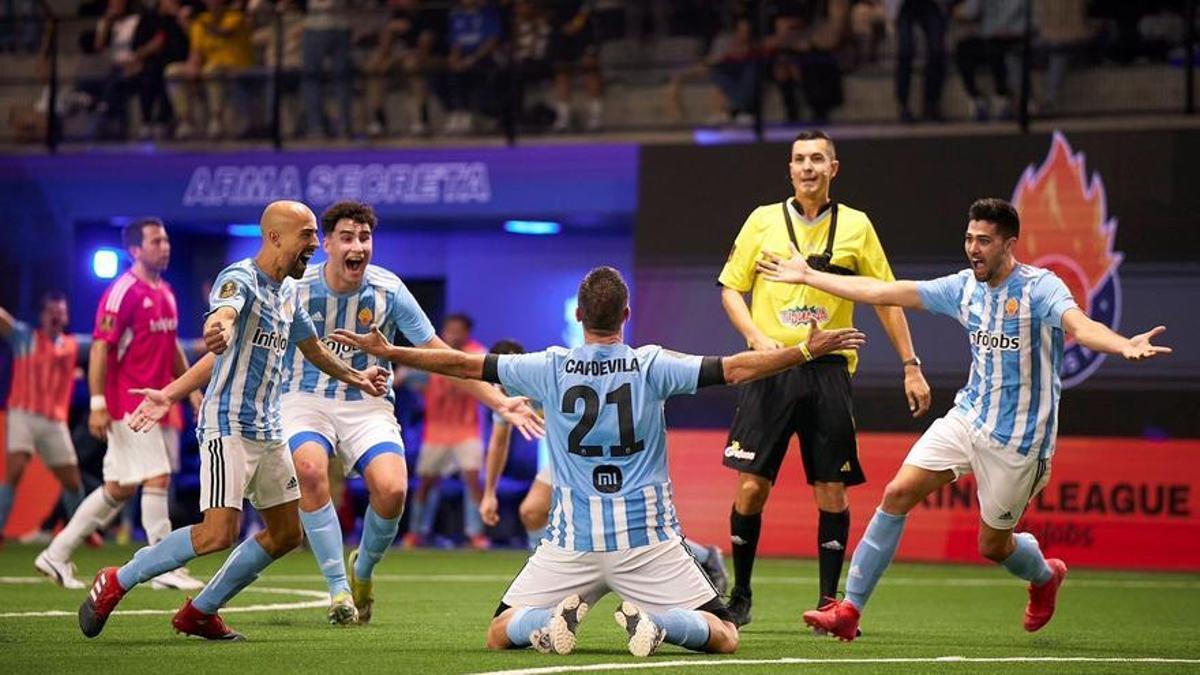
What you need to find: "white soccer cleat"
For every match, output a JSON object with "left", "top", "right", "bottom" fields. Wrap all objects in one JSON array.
[
  {"left": 614, "top": 601, "right": 665, "bottom": 657},
  {"left": 149, "top": 567, "right": 205, "bottom": 591},
  {"left": 34, "top": 550, "right": 85, "bottom": 590},
  {"left": 328, "top": 592, "right": 360, "bottom": 626},
  {"left": 544, "top": 594, "right": 588, "bottom": 655}
]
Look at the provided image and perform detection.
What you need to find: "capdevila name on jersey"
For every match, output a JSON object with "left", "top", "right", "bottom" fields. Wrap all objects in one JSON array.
[{"left": 563, "top": 357, "right": 641, "bottom": 376}]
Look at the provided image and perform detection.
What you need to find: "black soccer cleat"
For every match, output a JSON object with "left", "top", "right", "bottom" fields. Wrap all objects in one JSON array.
[{"left": 726, "top": 588, "right": 752, "bottom": 627}]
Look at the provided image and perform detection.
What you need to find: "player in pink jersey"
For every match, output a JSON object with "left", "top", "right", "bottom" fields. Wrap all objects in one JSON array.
[
  {"left": 37, "top": 218, "right": 203, "bottom": 591},
  {"left": 0, "top": 292, "right": 87, "bottom": 547}
]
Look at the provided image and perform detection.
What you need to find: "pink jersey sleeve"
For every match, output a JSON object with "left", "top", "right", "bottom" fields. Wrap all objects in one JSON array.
[{"left": 93, "top": 274, "right": 135, "bottom": 345}]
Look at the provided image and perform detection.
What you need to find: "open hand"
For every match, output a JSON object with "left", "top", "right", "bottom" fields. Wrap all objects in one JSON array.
[
  {"left": 128, "top": 388, "right": 172, "bottom": 432},
  {"left": 804, "top": 319, "right": 866, "bottom": 358},
  {"left": 1123, "top": 326, "right": 1171, "bottom": 362},
  {"left": 498, "top": 395, "right": 545, "bottom": 441},
  {"left": 756, "top": 243, "right": 810, "bottom": 284},
  {"left": 331, "top": 325, "right": 393, "bottom": 358}
]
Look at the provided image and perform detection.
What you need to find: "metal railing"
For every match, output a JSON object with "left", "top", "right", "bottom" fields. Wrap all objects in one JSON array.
[{"left": 0, "top": 0, "right": 1195, "bottom": 152}]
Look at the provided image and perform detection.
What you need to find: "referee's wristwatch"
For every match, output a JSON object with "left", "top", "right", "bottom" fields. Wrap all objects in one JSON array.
[{"left": 902, "top": 356, "right": 922, "bottom": 369}]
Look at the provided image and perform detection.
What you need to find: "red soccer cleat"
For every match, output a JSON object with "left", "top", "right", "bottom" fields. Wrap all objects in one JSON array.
[
  {"left": 1024, "top": 558, "right": 1068, "bottom": 632},
  {"left": 802, "top": 598, "right": 861, "bottom": 642},
  {"left": 78, "top": 567, "right": 127, "bottom": 638},
  {"left": 172, "top": 598, "right": 245, "bottom": 641}
]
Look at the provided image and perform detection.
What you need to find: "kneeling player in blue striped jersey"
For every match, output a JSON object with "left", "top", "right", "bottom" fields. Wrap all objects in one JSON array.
[
  {"left": 332, "top": 266, "right": 866, "bottom": 656},
  {"left": 758, "top": 198, "right": 1171, "bottom": 640}
]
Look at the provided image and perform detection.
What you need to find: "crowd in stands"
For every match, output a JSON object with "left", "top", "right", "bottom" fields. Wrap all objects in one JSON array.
[{"left": 4, "top": 0, "right": 1198, "bottom": 142}]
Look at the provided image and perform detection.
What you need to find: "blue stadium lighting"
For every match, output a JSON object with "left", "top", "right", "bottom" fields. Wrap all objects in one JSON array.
[
  {"left": 92, "top": 248, "right": 120, "bottom": 279},
  {"left": 504, "top": 220, "right": 561, "bottom": 235},
  {"left": 227, "top": 223, "right": 262, "bottom": 237}
]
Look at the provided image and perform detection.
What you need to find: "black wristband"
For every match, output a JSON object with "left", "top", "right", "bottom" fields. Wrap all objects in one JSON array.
[
  {"left": 482, "top": 353, "right": 501, "bottom": 384},
  {"left": 698, "top": 356, "right": 725, "bottom": 388}
]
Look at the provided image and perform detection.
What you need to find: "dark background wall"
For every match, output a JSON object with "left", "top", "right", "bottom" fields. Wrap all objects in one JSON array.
[{"left": 634, "top": 129, "right": 1200, "bottom": 438}]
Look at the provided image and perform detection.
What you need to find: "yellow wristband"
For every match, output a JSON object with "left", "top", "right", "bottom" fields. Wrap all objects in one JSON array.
[{"left": 799, "top": 343, "right": 813, "bottom": 362}]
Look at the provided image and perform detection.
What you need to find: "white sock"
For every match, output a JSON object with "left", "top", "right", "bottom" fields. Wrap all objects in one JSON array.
[
  {"left": 141, "top": 487, "right": 171, "bottom": 546},
  {"left": 46, "top": 487, "right": 124, "bottom": 561}
]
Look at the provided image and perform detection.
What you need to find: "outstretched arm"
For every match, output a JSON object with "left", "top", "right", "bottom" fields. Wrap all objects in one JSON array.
[
  {"left": 719, "top": 320, "right": 867, "bottom": 385},
  {"left": 1062, "top": 310, "right": 1171, "bottom": 361},
  {"left": 296, "top": 337, "right": 388, "bottom": 396},
  {"left": 128, "top": 352, "right": 216, "bottom": 431},
  {"left": 335, "top": 328, "right": 487, "bottom": 380},
  {"left": 757, "top": 245, "right": 925, "bottom": 309}
]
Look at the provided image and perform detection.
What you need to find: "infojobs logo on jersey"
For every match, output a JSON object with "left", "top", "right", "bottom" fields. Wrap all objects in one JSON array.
[{"left": 969, "top": 330, "right": 1021, "bottom": 352}]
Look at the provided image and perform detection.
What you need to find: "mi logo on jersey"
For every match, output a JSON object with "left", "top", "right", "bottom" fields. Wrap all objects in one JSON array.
[
  {"left": 251, "top": 326, "right": 288, "bottom": 354},
  {"left": 970, "top": 330, "right": 1021, "bottom": 352},
  {"left": 593, "top": 465, "right": 623, "bottom": 494}
]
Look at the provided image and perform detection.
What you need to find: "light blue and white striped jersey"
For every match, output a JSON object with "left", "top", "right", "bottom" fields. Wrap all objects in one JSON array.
[
  {"left": 917, "top": 263, "right": 1078, "bottom": 459},
  {"left": 197, "top": 259, "right": 317, "bottom": 443},
  {"left": 490, "top": 343, "right": 704, "bottom": 552},
  {"left": 280, "top": 262, "right": 436, "bottom": 403}
]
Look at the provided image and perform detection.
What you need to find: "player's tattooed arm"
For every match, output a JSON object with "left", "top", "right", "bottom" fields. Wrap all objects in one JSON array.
[
  {"left": 128, "top": 352, "right": 216, "bottom": 431},
  {"left": 757, "top": 244, "right": 924, "bottom": 309},
  {"left": 296, "top": 337, "right": 388, "bottom": 396},
  {"left": 1062, "top": 309, "right": 1171, "bottom": 362},
  {"left": 721, "top": 320, "right": 867, "bottom": 385}
]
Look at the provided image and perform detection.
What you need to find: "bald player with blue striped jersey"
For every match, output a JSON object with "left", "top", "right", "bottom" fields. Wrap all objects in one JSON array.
[
  {"left": 758, "top": 198, "right": 1171, "bottom": 641},
  {"left": 78, "top": 201, "right": 392, "bottom": 643},
  {"left": 279, "top": 201, "right": 544, "bottom": 626},
  {"left": 330, "top": 266, "right": 866, "bottom": 658}
]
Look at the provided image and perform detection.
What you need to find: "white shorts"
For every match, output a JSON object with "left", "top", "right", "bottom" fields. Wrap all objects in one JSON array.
[
  {"left": 502, "top": 538, "right": 719, "bottom": 616},
  {"left": 6, "top": 410, "right": 77, "bottom": 468},
  {"left": 104, "top": 417, "right": 172, "bottom": 485},
  {"left": 200, "top": 435, "right": 300, "bottom": 511},
  {"left": 904, "top": 411, "right": 1051, "bottom": 530},
  {"left": 416, "top": 438, "right": 483, "bottom": 477},
  {"left": 282, "top": 392, "right": 405, "bottom": 477}
]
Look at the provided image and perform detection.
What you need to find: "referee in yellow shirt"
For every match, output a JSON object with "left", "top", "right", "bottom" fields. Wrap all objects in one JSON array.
[{"left": 718, "top": 130, "right": 931, "bottom": 629}]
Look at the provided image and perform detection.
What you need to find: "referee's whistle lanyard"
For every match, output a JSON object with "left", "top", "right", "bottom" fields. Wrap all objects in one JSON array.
[{"left": 781, "top": 199, "right": 856, "bottom": 277}]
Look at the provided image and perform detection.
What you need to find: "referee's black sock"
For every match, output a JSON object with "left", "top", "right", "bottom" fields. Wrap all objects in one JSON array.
[
  {"left": 730, "top": 507, "right": 762, "bottom": 596},
  {"left": 817, "top": 508, "right": 851, "bottom": 606}
]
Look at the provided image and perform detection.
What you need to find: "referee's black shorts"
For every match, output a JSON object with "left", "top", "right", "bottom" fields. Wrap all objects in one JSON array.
[{"left": 721, "top": 355, "right": 865, "bottom": 486}]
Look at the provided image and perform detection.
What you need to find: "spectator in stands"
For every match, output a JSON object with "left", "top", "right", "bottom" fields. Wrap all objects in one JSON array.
[
  {"left": 549, "top": 0, "right": 605, "bottom": 132},
  {"left": 129, "top": 0, "right": 191, "bottom": 139},
  {"left": 93, "top": 0, "right": 148, "bottom": 139},
  {"left": 848, "top": 0, "right": 887, "bottom": 68},
  {"left": 174, "top": 0, "right": 255, "bottom": 139},
  {"left": 766, "top": 0, "right": 850, "bottom": 125},
  {"left": 891, "top": 0, "right": 947, "bottom": 123},
  {"left": 300, "top": 0, "right": 353, "bottom": 138},
  {"left": 509, "top": 0, "right": 556, "bottom": 130},
  {"left": 365, "top": 0, "right": 446, "bottom": 137},
  {"left": 666, "top": 15, "right": 763, "bottom": 127},
  {"left": 249, "top": 0, "right": 303, "bottom": 137},
  {"left": 1034, "top": 0, "right": 1094, "bottom": 117},
  {"left": 953, "top": 0, "right": 1028, "bottom": 122},
  {"left": 444, "top": 0, "right": 502, "bottom": 135}
]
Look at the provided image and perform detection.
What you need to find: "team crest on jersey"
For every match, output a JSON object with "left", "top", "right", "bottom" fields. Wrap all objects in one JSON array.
[
  {"left": 778, "top": 304, "right": 828, "bottom": 328},
  {"left": 218, "top": 281, "right": 237, "bottom": 299},
  {"left": 99, "top": 314, "right": 115, "bottom": 332},
  {"left": 357, "top": 307, "right": 374, "bottom": 327},
  {"left": 1004, "top": 297, "right": 1019, "bottom": 317},
  {"left": 1011, "top": 132, "right": 1122, "bottom": 388}
]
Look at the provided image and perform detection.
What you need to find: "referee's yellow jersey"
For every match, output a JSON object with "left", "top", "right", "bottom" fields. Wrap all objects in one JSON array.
[{"left": 718, "top": 200, "right": 895, "bottom": 374}]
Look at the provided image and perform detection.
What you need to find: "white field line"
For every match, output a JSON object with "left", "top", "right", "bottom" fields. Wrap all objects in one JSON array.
[
  {"left": 0, "top": 583, "right": 325, "bottom": 619},
  {"left": 470, "top": 656, "right": 1200, "bottom": 675},
  {"left": 254, "top": 573, "right": 1200, "bottom": 590}
]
